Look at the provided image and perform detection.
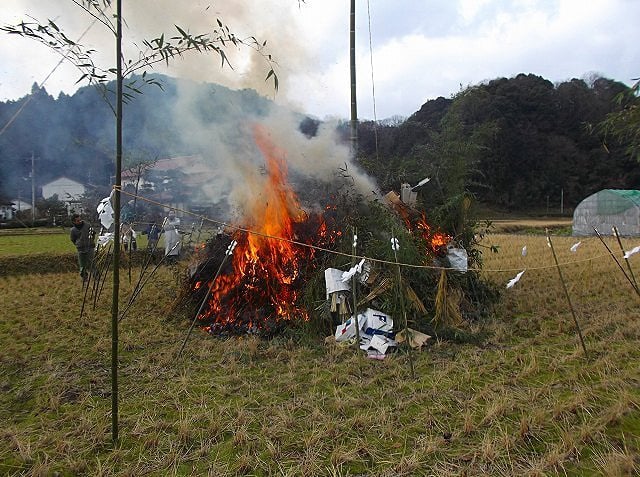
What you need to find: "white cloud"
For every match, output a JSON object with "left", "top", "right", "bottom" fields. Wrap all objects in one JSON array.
[{"left": 1, "top": 0, "right": 639, "bottom": 119}]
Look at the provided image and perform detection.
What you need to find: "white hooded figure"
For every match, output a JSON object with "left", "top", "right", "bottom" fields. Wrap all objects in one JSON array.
[{"left": 163, "top": 210, "right": 181, "bottom": 259}]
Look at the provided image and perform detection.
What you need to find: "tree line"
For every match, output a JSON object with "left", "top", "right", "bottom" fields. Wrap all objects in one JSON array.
[
  {"left": 354, "top": 73, "right": 639, "bottom": 213},
  {"left": 0, "top": 72, "right": 637, "bottom": 214}
]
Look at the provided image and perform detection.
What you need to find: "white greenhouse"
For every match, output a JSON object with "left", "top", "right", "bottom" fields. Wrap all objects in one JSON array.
[{"left": 572, "top": 189, "right": 640, "bottom": 236}]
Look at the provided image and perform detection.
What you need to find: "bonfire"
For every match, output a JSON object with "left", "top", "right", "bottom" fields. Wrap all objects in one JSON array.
[
  {"left": 185, "top": 125, "right": 342, "bottom": 335},
  {"left": 181, "top": 124, "right": 497, "bottom": 338}
]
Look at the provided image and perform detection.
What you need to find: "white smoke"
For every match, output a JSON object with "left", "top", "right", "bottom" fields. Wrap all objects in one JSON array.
[
  {"left": 171, "top": 80, "right": 379, "bottom": 219},
  {"left": 8, "top": 1, "right": 380, "bottom": 216}
]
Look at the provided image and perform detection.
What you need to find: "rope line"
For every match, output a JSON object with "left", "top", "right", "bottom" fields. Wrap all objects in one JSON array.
[{"left": 111, "top": 185, "right": 621, "bottom": 274}]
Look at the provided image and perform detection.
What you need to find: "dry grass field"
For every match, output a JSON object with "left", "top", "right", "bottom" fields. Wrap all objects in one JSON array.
[{"left": 1, "top": 231, "right": 639, "bottom": 476}]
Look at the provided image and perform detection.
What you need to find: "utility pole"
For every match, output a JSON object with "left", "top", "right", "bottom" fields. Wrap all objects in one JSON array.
[
  {"left": 31, "top": 152, "right": 36, "bottom": 226},
  {"left": 349, "top": 0, "right": 358, "bottom": 159}
]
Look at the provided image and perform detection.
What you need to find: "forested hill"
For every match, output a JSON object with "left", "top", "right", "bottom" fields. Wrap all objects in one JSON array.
[
  {"left": 0, "top": 72, "right": 637, "bottom": 212},
  {"left": 356, "top": 73, "right": 639, "bottom": 211},
  {"left": 0, "top": 74, "right": 275, "bottom": 198}
]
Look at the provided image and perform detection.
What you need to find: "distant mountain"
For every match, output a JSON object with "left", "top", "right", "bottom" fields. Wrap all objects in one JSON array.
[
  {"left": 0, "top": 74, "right": 279, "bottom": 198},
  {"left": 1, "top": 72, "right": 638, "bottom": 213}
]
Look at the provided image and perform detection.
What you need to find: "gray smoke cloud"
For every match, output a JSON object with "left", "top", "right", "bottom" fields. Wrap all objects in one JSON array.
[
  {"left": 6, "top": 1, "right": 380, "bottom": 216},
  {"left": 172, "top": 80, "right": 379, "bottom": 221},
  {"left": 120, "top": 1, "right": 381, "bottom": 218}
]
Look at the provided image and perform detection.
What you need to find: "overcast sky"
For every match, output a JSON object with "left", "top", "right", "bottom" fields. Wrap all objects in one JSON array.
[{"left": 1, "top": 0, "right": 638, "bottom": 120}]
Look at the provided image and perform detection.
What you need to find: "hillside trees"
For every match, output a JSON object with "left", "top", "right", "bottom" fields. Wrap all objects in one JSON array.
[
  {"left": 598, "top": 77, "right": 640, "bottom": 160},
  {"left": 357, "top": 74, "right": 640, "bottom": 212}
]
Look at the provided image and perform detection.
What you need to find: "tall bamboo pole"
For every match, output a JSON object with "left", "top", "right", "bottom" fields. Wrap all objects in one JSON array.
[
  {"left": 111, "top": 0, "right": 123, "bottom": 445},
  {"left": 391, "top": 234, "right": 415, "bottom": 378}
]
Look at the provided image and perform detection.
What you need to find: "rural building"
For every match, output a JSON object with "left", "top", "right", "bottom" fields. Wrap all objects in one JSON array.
[
  {"left": 41, "top": 177, "right": 86, "bottom": 214},
  {"left": 10, "top": 199, "right": 33, "bottom": 212},
  {"left": 572, "top": 189, "right": 640, "bottom": 236},
  {"left": 0, "top": 197, "right": 14, "bottom": 221},
  {"left": 122, "top": 155, "right": 217, "bottom": 216}
]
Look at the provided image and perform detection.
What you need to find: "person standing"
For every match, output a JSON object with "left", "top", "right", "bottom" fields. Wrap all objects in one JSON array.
[
  {"left": 163, "top": 210, "right": 181, "bottom": 263},
  {"left": 120, "top": 222, "right": 137, "bottom": 251},
  {"left": 70, "top": 213, "right": 95, "bottom": 283},
  {"left": 143, "top": 218, "right": 160, "bottom": 252}
]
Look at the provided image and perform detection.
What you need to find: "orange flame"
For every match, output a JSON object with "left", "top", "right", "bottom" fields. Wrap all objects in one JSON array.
[
  {"left": 409, "top": 213, "right": 451, "bottom": 255},
  {"left": 195, "top": 124, "right": 338, "bottom": 333}
]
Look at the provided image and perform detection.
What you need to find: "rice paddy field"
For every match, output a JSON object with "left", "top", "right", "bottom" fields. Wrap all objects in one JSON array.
[{"left": 1, "top": 228, "right": 639, "bottom": 476}]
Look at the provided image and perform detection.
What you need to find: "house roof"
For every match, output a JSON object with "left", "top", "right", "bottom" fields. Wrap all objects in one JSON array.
[{"left": 42, "top": 176, "right": 85, "bottom": 187}]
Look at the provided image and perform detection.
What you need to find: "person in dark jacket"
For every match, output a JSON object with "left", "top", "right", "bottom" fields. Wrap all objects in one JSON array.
[
  {"left": 142, "top": 218, "right": 161, "bottom": 252},
  {"left": 70, "top": 213, "right": 95, "bottom": 283}
]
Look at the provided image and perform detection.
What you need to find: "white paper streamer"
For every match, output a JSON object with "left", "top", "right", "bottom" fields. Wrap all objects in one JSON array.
[
  {"left": 390, "top": 237, "right": 400, "bottom": 251},
  {"left": 412, "top": 177, "right": 431, "bottom": 189},
  {"left": 97, "top": 233, "right": 114, "bottom": 246},
  {"left": 521, "top": 246, "right": 527, "bottom": 257},
  {"left": 570, "top": 241, "right": 582, "bottom": 253},
  {"left": 226, "top": 240, "right": 238, "bottom": 256},
  {"left": 623, "top": 245, "right": 640, "bottom": 259},
  {"left": 96, "top": 196, "right": 114, "bottom": 230},
  {"left": 341, "top": 258, "right": 366, "bottom": 283},
  {"left": 506, "top": 270, "right": 526, "bottom": 289}
]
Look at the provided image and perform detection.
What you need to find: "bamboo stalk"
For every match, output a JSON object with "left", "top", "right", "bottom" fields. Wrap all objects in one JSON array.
[
  {"left": 351, "top": 228, "right": 361, "bottom": 349},
  {"left": 593, "top": 227, "right": 640, "bottom": 298},
  {"left": 79, "top": 248, "right": 95, "bottom": 320},
  {"left": 612, "top": 226, "right": 639, "bottom": 290},
  {"left": 111, "top": 0, "right": 123, "bottom": 445},
  {"left": 125, "top": 219, "right": 167, "bottom": 309},
  {"left": 95, "top": 244, "right": 113, "bottom": 308},
  {"left": 546, "top": 229, "right": 587, "bottom": 356},
  {"left": 391, "top": 233, "right": 415, "bottom": 378},
  {"left": 118, "top": 240, "right": 179, "bottom": 322}
]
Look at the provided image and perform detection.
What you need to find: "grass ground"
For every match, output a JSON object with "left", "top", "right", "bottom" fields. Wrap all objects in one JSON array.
[{"left": 1, "top": 232, "right": 639, "bottom": 476}]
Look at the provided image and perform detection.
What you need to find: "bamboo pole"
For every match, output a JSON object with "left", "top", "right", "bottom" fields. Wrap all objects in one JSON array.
[
  {"left": 94, "top": 243, "right": 113, "bottom": 309},
  {"left": 546, "top": 229, "right": 587, "bottom": 356},
  {"left": 79, "top": 248, "right": 95, "bottom": 320},
  {"left": 118, "top": 240, "right": 180, "bottom": 322},
  {"left": 593, "top": 227, "right": 640, "bottom": 298},
  {"left": 391, "top": 233, "right": 415, "bottom": 378},
  {"left": 124, "top": 218, "right": 167, "bottom": 310},
  {"left": 612, "top": 226, "right": 639, "bottom": 291},
  {"left": 351, "top": 228, "right": 361, "bottom": 349},
  {"left": 110, "top": 0, "right": 123, "bottom": 444},
  {"left": 349, "top": 0, "right": 358, "bottom": 158}
]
